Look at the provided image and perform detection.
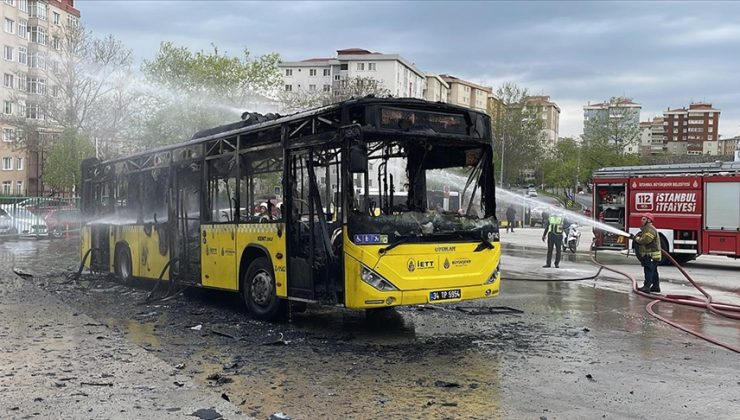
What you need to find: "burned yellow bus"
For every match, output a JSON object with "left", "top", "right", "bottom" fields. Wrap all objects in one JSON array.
[{"left": 80, "top": 97, "right": 500, "bottom": 320}]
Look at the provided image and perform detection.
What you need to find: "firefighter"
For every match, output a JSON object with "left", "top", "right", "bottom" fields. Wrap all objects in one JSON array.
[
  {"left": 505, "top": 204, "right": 516, "bottom": 233},
  {"left": 631, "top": 213, "right": 662, "bottom": 293},
  {"left": 541, "top": 209, "right": 564, "bottom": 268}
]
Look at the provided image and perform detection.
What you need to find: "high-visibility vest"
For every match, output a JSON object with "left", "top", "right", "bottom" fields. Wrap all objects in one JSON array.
[{"left": 547, "top": 215, "right": 564, "bottom": 234}]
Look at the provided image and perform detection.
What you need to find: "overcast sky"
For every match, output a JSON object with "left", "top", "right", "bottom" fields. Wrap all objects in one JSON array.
[{"left": 79, "top": 0, "right": 740, "bottom": 139}]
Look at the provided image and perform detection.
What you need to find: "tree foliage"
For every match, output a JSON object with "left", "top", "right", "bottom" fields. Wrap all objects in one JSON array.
[
  {"left": 490, "top": 82, "right": 545, "bottom": 187},
  {"left": 43, "top": 129, "right": 94, "bottom": 192},
  {"left": 134, "top": 42, "right": 282, "bottom": 148},
  {"left": 280, "top": 76, "right": 391, "bottom": 112}
]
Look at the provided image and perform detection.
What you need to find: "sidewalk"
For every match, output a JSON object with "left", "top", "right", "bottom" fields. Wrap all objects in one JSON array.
[{"left": 0, "top": 272, "right": 245, "bottom": 419}]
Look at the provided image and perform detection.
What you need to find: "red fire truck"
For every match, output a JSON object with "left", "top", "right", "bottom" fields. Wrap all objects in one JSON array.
[{"left": 592, "top": 161, "right": 740, "bottom": 263}]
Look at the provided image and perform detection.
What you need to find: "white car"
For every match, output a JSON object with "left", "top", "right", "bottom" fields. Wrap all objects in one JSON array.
[
  {"left": 527, "top": 188, "right": 538, "bottom": 197},
  {"left": 0, "top": 205, "right": 48, "bottom": 239}
]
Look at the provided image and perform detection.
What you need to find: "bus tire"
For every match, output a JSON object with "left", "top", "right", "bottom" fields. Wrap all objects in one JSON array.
[
  {"left": 115, "top": 244, "right": 133, "bottom": 284},
  {"left": 242, "top": 257, "right": 284, "bottom": 321}
]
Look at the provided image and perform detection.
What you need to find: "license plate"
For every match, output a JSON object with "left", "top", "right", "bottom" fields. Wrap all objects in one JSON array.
[{"left": 429, "top": 289, "right": 461, "bottom": 302}]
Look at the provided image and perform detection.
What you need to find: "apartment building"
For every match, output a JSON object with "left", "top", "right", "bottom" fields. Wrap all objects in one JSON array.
[
  {"left": 1, "top": 0, "right": 80, "bottom": 196},
  {"left": 278, "top": 48, "right": 426, "bottom": 101},
  {"left": 524, "top": 95, "right": 560, "bottom": 147},
  {"left": 718, "top": 135, "right": 739, "bottom": 157},
  {"left": 423, "top": 73, "right": 448, "bottom": 103},
  {"left": 663, "top": 102, "right": 720, "bottom": 156},
  {"left": 583, "top": 98, "right": 641, "bottom": 151},
  {"left": 439, "top": 75, "right": 491, "bottom": 113},
  {"left": 637, "top": 117, "right": 667, "bottom": 156}
]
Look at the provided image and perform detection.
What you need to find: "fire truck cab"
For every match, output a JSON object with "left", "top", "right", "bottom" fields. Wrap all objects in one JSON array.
[{"left": 592, "top": 161, "right": 740, "bottom": 263}]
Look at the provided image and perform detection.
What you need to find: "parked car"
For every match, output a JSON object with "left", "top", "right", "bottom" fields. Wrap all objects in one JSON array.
[
  {"left": 0, "top": 205, "right": 48, "bottom": 238},
  {"left": 527, "top": 187, "right": 538, "bottom": 197},
  {"left": 45, "top": 208, "right": 82, "bottom": 239}
]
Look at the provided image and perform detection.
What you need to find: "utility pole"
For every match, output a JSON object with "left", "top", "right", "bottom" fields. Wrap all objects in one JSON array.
[{"left": 500, "top": 133, "right": 505, "bottom": 188}]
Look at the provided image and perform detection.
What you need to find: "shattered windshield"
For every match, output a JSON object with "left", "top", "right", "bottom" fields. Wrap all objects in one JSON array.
[{"left": 348, "top": 139, "right": 498, "bottom": 245}]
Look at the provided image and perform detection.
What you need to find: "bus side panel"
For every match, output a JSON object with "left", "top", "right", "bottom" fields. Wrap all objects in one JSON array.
[
  {"left": 236, "top": 223, "right": 287, "bottom": 298},
  {"left": 201, "top": 224, "right": 238, "bottom": 290},
  {"left": 110, "top": 226, "right": 142, "bottom": 277},
  {"left": 138, "top": 226, "right": 170, "bottom": 280}
]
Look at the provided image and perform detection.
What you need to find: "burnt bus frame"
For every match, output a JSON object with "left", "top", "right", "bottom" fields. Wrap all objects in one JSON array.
[{"left": 80, "top": 97, "right": 494, "bottom": 302}]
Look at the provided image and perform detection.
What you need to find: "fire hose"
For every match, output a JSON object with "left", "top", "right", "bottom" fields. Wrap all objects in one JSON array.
[
  {"left": 502, "top": 243, "right": 740, "bottom": 353},
  {"left": 591, "top": 248, "right": 740, "bottom": 354}
]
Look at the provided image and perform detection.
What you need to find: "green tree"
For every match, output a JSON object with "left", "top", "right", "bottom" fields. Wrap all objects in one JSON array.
[
  {"left": 490, "top": 82, "right": 545, "bottom": 187},
  {"left": 133, "top": 42, "right": 283, "bottom": 148},
  {"left": 43, "top": 129, "right": 94, "bottom": 192}
]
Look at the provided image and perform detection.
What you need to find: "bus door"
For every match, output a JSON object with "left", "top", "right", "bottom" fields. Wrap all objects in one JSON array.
[
  {"left": 286, "top": 146, "right": 343, "bottom": 303},
  {"left": 200, "top": 155, "right": 239, "bottom": 290},
  {"left": 171, "top": 162, "right": 203, "bottom": 284}
]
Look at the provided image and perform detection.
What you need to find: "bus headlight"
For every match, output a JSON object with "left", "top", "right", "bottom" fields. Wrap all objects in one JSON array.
[
  {"left": 485, "top": 264, "right": 500, "bottom": 284},
  {"left": 361, "top": 265, "right": 398, "bottom": 291}
]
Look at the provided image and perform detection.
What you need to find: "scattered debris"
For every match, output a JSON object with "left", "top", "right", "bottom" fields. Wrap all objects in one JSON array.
[
  {"left": 434, "top": 380, "right": 460, "bottom": 388},
  {"left": 80, "top": 382, "right": 114, "bottom": 387},
  {"left": 175, "top": 363, "right": 186, "bottom": 370},
  {"left": 173, "top": 381, "right": 185, "bottom": 387},
  {"left": 13, "top": 268, "right": 34, "bottom": 279},
  {"left": 582, "top": 327, "right": 590, "bottom": 333},
  {"left": 221, "top": 392, "right": 230, "bottom": 402},
  {"left": 262, "top": 332, "right": 289, "bottom": 346},
  {"left": 441, "top": 402, "right": 458, "bottom": 407},
  {"left": 455, "top": 306, "right": 524, "bottom": 316},
  {"left": 206, "top": 373, "right": 234, "bottom": 385},
  {"left": 166, "top": 407, "right": 181, "bottom": 413},
  {"left": 211, "top": 329, "right": 241, "bottom": 341},
  {"left": 190, "top": 408, "right": 223, "bottom": 420},
  {"left": 586, "top": 374, "right": 596, "bottom": 382},
  {"left": 269, "top": 412, "right": 291, "bottom": 420},
  {"left": 190, "top": 324, "right": 203, "bottom": 331}
]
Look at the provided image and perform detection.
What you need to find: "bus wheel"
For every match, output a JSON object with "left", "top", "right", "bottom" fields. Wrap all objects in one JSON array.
[
  {"left": 115, "top": 245, "right": 133, "bottom": 284},
  {"left": 243, "top": 257, "right": 284, "bottom": 321}
]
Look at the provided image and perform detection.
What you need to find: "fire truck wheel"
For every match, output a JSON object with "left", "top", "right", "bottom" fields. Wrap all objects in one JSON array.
[
  {"left": 242, "top": 257, "right": 285, "bottom": 321},
  {"left": 659, "top": 236, "right": 671, "bottom": 266}
]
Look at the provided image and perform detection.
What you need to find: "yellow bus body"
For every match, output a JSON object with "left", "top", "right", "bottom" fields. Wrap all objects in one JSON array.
[{"left": 82, "top": 222, "right": 500, "bottom": 308}]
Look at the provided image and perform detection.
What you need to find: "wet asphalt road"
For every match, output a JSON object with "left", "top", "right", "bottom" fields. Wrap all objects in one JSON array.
[{"left": 1, "top": 237, "right": 739, "bottom": 419}]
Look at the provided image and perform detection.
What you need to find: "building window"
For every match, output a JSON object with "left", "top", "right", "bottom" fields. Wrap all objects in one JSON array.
[
  {"left": 17, "top": 72, "right": 26, "bottom": 90},
  {"left": 323, "top": 84, "right": 330, "bottom": 92},
  {"left": 3, "top": 101, "right": 11, "bottom": 115},
  {"left": 27, "top": 77, "right": 45, "bottom": 95},
  {"left": 2, "top": 181, "right": 11, "bottom": 195},
  {"left": 308, "top": 84, "right": 316, "bottom": 92},
  {"left": 66, "top": 15, "right": 78, "bottom": 28},
  {"left": 3, "top": 46, "right": 13, "bottom": 61},
  {"left": 25, "top": 103, "right": 42, "bottom": 119},
  {"left": 340, "top": 63, "right": 348, "bottom": 70},
  {"left": 29, "top": 1, "right": 47, "bottom": 20},
  {"left": 4, "top": 73, "right": 13, "bottom": 88},
  {"left": 51, "top": 85, "right": 59, "bottom": 97},
  {"left": 284, "top": 84, "right": 292, "bottom": 92},
  {"left": 323, "top": 69, "right": 330, "bottom": 77},
  {"left": 17, "top": 46, "right": 27, "bottom": 65},
  {"left": 334, "top": 75, "right": 340, "bottom": 81},
  {"left": 51, "top": 36, "right": 59, "bottom": 50},
  {"left": 18, "top": 0, "right": 27, "bottom": 12},
  {"left": 285, "top": 69, "right": 292, "bottom": 76},
  {"left": 18, "top": 19, "right": 27, "bottom": 39},
  {"left": 2, "top": 128, "right": 13, "bottom": 142},
  {"left": 708, "top": 135, "right": 713, "bottom": 140},
  {"left": 28, "top": 52, "right": 45, "bottom": 69},
  {"left": 5, "top": 18, "right": 14, "bottom": 34},
  {"left": 4, "top": 0, "right": 16, "bottom": 6},
  {"left": 16, "top": 157, "right": 22, "bottom": 170},
  {"left": 356, "top": 63, "right": 364, "bottom": 71},
  {"left": 52, "top": 11, "right": 60, "bottom": 25},
  {"left": 708, "top": 127, "right": 713, "bottom": 133},
  {"left": 2, "top": 157, "right": 12, "bottom": 170},
  {"left": 30, "top": 26, "right": 46, "bottom": 45},
  {"left": 368, "top": 63, "right": 376, "bottom": 71},
  {"left": 15, "top": 181, "right": 22, "bottom": 195},
  {"left": 309, "top": 69, "right": 317, "bottom": 76}
]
